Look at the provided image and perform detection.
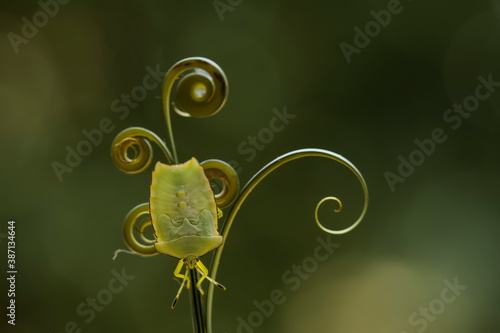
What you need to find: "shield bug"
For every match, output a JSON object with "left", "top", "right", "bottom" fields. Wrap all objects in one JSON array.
[{"left": 150, "top": 157, "right": 226, "bottom": 308}]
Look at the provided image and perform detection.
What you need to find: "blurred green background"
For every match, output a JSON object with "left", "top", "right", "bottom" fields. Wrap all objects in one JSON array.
[{"left": 1, "top": 0, "right": 500, "bottom": 332}]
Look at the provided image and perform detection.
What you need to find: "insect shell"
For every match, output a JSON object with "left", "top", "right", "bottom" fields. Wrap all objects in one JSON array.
[{"left": 150, "top": 157, "right": 225, "bottom": 308}]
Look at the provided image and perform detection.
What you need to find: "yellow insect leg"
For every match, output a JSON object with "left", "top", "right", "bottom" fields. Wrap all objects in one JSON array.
[
  {"left": 173, "top": 259, "right": 186, "bottom": 279},
  {"left": 172, "top": 260, "right": 189, "bottom": 309},
  {"left": 195, "top": 259, "right": 226, "bottom": 291},
  {"left": 196, "top": 273, "right": 206, "bottom": 296},
  {"left": 173, "top": 259, "right": 191, "bottom": 289}
]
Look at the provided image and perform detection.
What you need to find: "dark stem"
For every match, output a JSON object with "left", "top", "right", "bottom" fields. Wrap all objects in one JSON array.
[{"left": 189, "top": 268, "right": 206, "bottom": 333}]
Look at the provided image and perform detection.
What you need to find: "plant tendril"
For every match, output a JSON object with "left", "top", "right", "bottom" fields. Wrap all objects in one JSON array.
[
  {"left": 315, "top": 196, "right": 344, "bottom": 233},
  {"left": 201, "top": 159, "right": 240, "bottom": 209},
  {"left": 206, "top": 148, "right": 369, "bottom": 333},
  {"left": 162, "top": 57, "right": 229, "bottom": 164},
  {"left": 120, "top": 202, "right": 158, "bottom": 257},
  {"left": 111, "top": 127, "right": 173, "bottom": 173}
]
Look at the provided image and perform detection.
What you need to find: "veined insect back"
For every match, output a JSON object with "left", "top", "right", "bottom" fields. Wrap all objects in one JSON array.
[{"left": 150, "top": 157, "right": 226, "bottom": 308}]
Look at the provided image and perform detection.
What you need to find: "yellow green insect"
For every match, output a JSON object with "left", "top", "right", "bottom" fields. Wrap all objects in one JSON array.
[{"left": 150, "top": 158, "right": 226, "bottom": 308}]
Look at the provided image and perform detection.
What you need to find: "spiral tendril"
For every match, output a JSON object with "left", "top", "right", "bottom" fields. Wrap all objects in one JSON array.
[
  {"left": 136, "top": 218, "right": 156, "bottom": 244},
  {"left": 111, "top": 127, "right": 174, "bottom": 173},
  {"left": 122, "top": 203, "right": 158, "bottom": 256},
  {"left": 201, "top": 159, "right": 239, "bottom": 209},
  {"left": 315, "top": 196, "right": 346, "bottom": 233},
  {"left": 206, "top": 148, "right": 369, "bottom": 332},
  {"left": 162, "top": 58, "right": 228, "bottom": 164}
]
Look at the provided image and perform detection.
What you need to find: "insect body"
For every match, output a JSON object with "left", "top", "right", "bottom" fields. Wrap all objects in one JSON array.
[{"left": 150, "top": 157, "right": 225, "bottom": 308}]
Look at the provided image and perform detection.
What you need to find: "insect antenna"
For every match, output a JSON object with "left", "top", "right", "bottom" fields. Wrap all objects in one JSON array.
[{"left": 112, "top": 248, "right": 136, "bottom": 260}]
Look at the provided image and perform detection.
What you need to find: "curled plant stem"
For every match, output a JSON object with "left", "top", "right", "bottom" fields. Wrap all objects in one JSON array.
[
  {"left": 111, "top": 127, "right": 174, "bottom": 174},
  {"left": 205, "top": 148, "right": 369, "bottom": 333},
  {"left": 162, "top": 57, "right": 229, "bottom": 164},
  {"left": 120, "top": 203, "right": 157, "bottom": 256}
]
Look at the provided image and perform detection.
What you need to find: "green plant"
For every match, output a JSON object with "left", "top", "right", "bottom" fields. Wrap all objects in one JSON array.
[{"left": 111, "top": 57, "right": 368, "bottom": 333}]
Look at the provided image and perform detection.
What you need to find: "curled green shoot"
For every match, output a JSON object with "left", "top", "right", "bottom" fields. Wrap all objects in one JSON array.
[{"left": 206, "top": 148, "right": 369, "bottom": 333}]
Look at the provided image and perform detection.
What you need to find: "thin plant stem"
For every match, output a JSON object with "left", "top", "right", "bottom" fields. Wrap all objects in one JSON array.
[{"left": 189, "top": 269, "right": 206, "bottom": 333}]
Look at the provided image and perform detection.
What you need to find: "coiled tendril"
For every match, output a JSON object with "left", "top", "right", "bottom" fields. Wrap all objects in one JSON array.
[
  {"left": 111, "top": 57, "right": 228, "bottom": 172},
  {"left": 206, "top": 148, "right": 369, "bottom": 333},
  {"left": 201, "top": 159, "right": 239, "bottom": 209},
  {"left": 162, "top": 57, "right": 228, "bottom": 163},
  {"left": 114, "top": 203, "right": 158, "bottom": 257},
  {"left": 111, "top": 127, "right": 173, "bottom": 173}
]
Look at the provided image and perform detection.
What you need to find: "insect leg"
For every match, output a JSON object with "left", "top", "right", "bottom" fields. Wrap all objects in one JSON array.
[
  {"left": 195, "top": 259, "right": 226, "bottom": 291},
  {"left": 173, "top": 259, "right": 192, "bottom": 288},
  {"left": 171, "top": 272, "right": 188, "bottom": 309},
  {"left": 193, "top": 261, "right": 210, "bottom": 296},
  {"left": 171, "top": 260, "right": 189, "bottom": 309},
  {"left": 173, "top": 259, "right": 187, "bottom": 279},
  {"left": 196, "top": 274, "right": 206, "bottom": 296}
]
